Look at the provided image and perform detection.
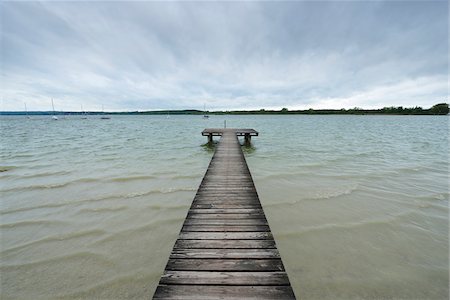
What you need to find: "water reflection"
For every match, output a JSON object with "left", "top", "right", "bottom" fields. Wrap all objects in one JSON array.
[{"left": 242, "top": 144, "right": 256, "bottom": 154}]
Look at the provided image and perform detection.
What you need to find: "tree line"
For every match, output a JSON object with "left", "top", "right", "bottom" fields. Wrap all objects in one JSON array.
[
  {"left": 2, "top": 103, "right": 448, "bottom": 116},
  {"left": 204, "top": 103, "right": 449, "bottom": 115}
]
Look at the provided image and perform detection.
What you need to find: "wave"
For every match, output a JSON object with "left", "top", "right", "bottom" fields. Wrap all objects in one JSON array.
[
  {"left": 413, "top": 192, "right": 449, "bottom": 203},
  {"left": 0, "top": 202, "right": 77, "bottom": 215},
  {"left": 123, "top": 186, "right": 196, "bottom": 198},
  {"left": 97, "top": 156, "right": 119, "bottom": 162},
  {"left": 259, "top": 172, "right": 362, "bottom": 181},
  {"left": 1, "top": 251, "right": 114, "bottom": 270},
  {"left": 93, "top": 217, "right": 184, "bottom": 245},
  {"left": 259, "top": 172, "right": 310, "bottom": 180},
  {"left": 58, "top": 270, "right": 161, "bottom": 299},
  {"left": 171, "top": 174, "right": 201, "bottom": 180},
  {"left": 0, "top": 181, "right": 72, "bottom": 192},
  {"left": 1, "top": 229, "right": 107, "bottom": 255},
  {"left": 307, "top": 185, "right": 359, "bottom": 200},
  {"left": 18, "top": 170, "right": 72, "bottom": 179},
  {"left": 78, "top": 206, "right": 128, "bottom": 214},
  {"left": 274, "top": 211, "right": 417, "bottom": 238},
  {"left": 146, "top": 203, "right": 189, "bottom": 210},
  {"left": 0, "top": 177, "right": 102, "bottom": 192},
  {"left": 0, "top": 166, "right": 17, "bottom": 173},
  {"left": 361, "top": 185, "right": 441, "bottom": 200},
  {"left": 8, "top": 153, "right": 34, "bottom": 158},
  {"left": 108, "top": 175, "right": 156, "bottom": 182},
  {"left": 1, "top": 186, "right": 196, "bottom": 215},
  {"left": 263, "top": 185, "right": 359, "bottom": 207},
  {"left": 0, "top": 219, "right": 67, "bottom": 229}
]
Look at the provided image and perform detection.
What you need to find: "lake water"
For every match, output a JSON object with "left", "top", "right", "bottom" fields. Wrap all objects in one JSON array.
[{"left": 1, "top": 115, "right": 448, "bottom": 299}]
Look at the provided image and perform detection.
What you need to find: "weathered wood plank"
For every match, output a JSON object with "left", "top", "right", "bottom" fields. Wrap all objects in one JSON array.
[
  {"left": 187, "top": 213, "right": 266, "bottom": 219},
  {"left": 166, "top": 259, "right": 285, "bottom": 271},
  {"left": 182, "top": 225, "right": 270, "bottom": 232},
  {"left": 195, "top": 192, "right": 257, "bottom": 196},
  {"left": 194, "top": 195, "right": 259, "bottom": 199},
  {"left": 170, "top": 249, "right": 280, "bottom": 259},
  {"left": 191, "top": 203, "right": 261, "bottom": 209},
  {"left": 188, "top": 208, "right": 262, "bottom": 214},
  {"left": 199, "top": 176, "right": 252, "bottom": 180},
  {"left": 153, "top": 285, "right": 296, "bottom": 300},
  {"left": 160, "top": 271, "right": 290, "bottom": 285},
  {"left": 174, "top": 239, "right": 276, "bottom": 249},
  {"left": 195, "top": 193, "right": 256, "bottom": 197},
  {"left": 192, "top": 200, "right": 262, "bottom": 205},
  {"left": 196, "top": 189, "right": 256, "bottom": 192},
  {"left": 183, "top": 219, "right": 268, "bottom": 225},
  {"left": 179, "top": 232, "right": 273, "bottom": 240},
  {"left": 201, "top": 182, "right": 254, "bottom": 184}
]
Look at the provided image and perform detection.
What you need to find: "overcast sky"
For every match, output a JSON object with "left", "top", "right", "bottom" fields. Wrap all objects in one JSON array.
[{"left": 1, "top": 1, "right": 448, "bottom": 111}]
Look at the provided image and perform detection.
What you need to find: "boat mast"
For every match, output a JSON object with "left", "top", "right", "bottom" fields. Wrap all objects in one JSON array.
[{"left": 51, "top": 98, "right": 58, "bottom": 120}]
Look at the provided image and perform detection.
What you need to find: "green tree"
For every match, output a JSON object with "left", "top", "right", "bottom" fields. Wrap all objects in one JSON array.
[{"left": 430, "top": 103, "right": 449, "bottom": 115}]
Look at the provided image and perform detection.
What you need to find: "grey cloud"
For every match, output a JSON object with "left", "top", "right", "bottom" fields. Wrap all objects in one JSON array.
[{"left": 1, "top": 1, "right": 447, "bottom": 111}]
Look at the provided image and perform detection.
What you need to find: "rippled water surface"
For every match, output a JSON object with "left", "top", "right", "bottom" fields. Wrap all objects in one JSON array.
[{"left": 1, "top": 115, "right": 448, "bottom": 299}]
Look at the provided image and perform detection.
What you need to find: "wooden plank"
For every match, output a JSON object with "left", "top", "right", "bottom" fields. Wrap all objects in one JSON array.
[
  {"left": 201, "top": 180, "right": 253, "bottom": 183},
  {"left": 183, "top": 219, "right": 268, "bottom": 225},
  {"left": 182, "top": 225, "right": 270, "bottom": 232},
  {"left": 194, "top": 193, "right": 257, "bottom": 197},
  {"left": 202, "top": 176, "right": 253, "bottom": 179},
  {"left": 194, "top": 196, "right": 259, "bottom": 200},
  {"left": 195, "top": 192, "right": 257, "bottom": 195},
  {"left": 194, "top": 195, "right": 259, "bottom": 199},
  {"left": 191, "top": 203, "right": 261, "bottom": 209},
  {"left": 166, "top": 259, "right": 285, "bottom": 271},
  {"left": 200, "top": 187, "right": 255, "bottom": 190},
  {"left": 200, "top": 188, "right": 255, "bottom": 191},
  {"left": 153, "top": 285, "right": 295, "bottom": 300},
  {"left": 192, "top": 200, "right": 262, "bottom": 205},
  {"left": 187, "top": 213, "right": 266, "bottom": 219},
  {"left": 179, "top": 232, "right": 273, "bottom": 240},
  {"left": 174, "top": 239, "right": 276, "bottom": 249},
  {"left": 201, "top": 183, "right": 254, "bottom": 185},
  {"left": 189, "top": 208, "right": 263, "bottom": 214},
  {"left": 160, "top": 271, "right": 290, "bottom": 285},
  {"left": 170, "top": 249, "right": 280, "bottom": 259}
]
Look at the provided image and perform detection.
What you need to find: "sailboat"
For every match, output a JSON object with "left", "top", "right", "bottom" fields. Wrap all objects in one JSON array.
[
  {"left": 24, "top": 103, "right": 31, "bottom": 119},
  {"left": 51, "top": 99, "right": 58, "bottom": 120},
  {"left": 100, "top": 105, "right": 110, "bottom": 119},
  {"left": 203, "top": 104, "right": 209, "bottom": 119},
  {"left": 81, "top": 104, "right": 87, "bottom": 119}
]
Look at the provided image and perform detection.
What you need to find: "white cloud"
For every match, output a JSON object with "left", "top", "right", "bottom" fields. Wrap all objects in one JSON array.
[{"left": 310, "top": 75, "right": 448, "bottom": 110}]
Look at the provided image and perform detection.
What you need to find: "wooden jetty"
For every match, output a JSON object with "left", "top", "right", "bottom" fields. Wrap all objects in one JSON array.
[
  {"left": 153, "top": 129, "right": 296, "bottom": 300},
  {"left": 202, "top": 128, "right": 258, "bottom": 144}
]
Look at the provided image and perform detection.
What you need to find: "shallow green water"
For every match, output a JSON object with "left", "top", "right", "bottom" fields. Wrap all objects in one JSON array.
[{"left": 1, "top": 115, "right": 448, "bottom": 299}]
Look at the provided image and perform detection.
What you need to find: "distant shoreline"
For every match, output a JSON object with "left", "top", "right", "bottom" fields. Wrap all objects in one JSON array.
[{"left": 1, "top": 103, "right": 448, "bottom": 116}]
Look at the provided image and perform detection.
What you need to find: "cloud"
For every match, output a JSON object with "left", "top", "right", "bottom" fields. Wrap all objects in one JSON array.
[
  {"left": 1, "top": 1, "right": 448, "bottom": 111},
  {"left": 310, "top": 74, "right": 448, "bottom": 110}
]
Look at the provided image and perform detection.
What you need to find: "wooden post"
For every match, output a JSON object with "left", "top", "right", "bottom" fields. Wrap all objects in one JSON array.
[
  {"left": 244, "top": 133, "right": 251, "bottom": 145},
  {"left": 208, "top": 134, "right": 213, "bottom": 144}
]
